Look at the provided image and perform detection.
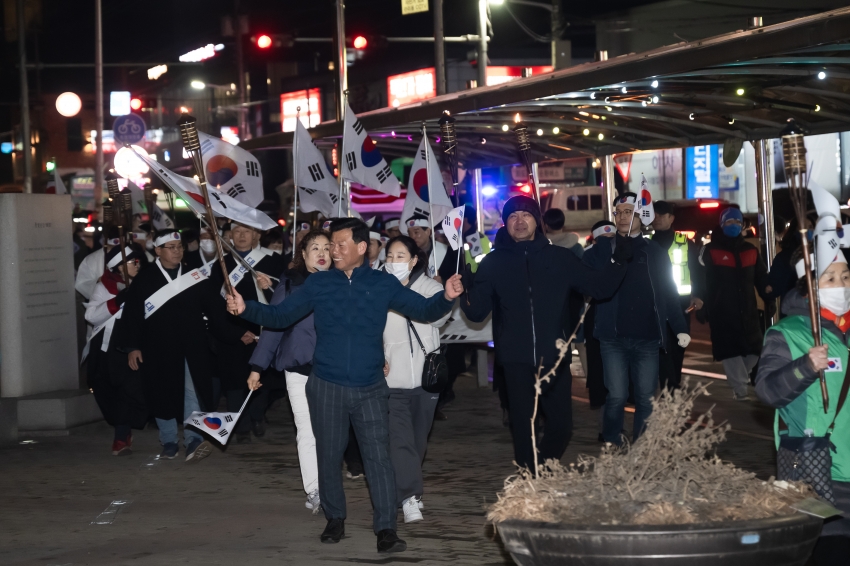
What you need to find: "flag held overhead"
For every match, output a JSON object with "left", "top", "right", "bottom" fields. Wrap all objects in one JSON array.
[{"left": 341, "top": 103, "right": 401, "bottom": 197}]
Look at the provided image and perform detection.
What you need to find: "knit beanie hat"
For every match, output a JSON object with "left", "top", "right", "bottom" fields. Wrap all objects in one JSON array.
[
  {"left": 501, "top": 196, "right": 542, "bottom": 228},
  {"left": 720, "top": 207, "right": 743, "bottom": 225}
]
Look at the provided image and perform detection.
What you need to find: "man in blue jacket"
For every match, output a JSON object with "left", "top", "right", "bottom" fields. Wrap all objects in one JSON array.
[
  {"left": 226, "top": 218, "right": 463, "bottom": 553},
  {"left": 584, "top": 192, "right": 690, "bottom": 445}
]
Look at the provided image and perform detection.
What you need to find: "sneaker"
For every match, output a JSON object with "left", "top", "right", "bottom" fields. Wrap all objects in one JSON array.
[
  {"left": 320, "top": 518, "right": 345, "bottom": 544},
  {"left": 305, "top": 491, "right": 321, "bottom": 514},
  {"left": 376, "top": 529, "right": 406, "bottom": 553},
  {"left": 185, "top": 440, "right": 213, "bottom": 463},
  {"left": 346, "top": 469, "right": 364, "bottom": 480},
  {"left": 402, "top": 497, "right": 423, "bottom": 523},
  {"left": 111, "top": 439, "right": 132, "bottom": 456},
  {"left": 418, "top": 498, "right": 424, "bottom": 510},
  {"left": 236, "top": 432, "right": 252, "bottom": 444},
  {"left": 733, "top": 392, "right": 751, "bottom": 401},
  {"left": 159, "top": 442, "right": 179, "bottom": 460},
  {"left": 251, "top": 420, "right": 266, "bottom": 438}
]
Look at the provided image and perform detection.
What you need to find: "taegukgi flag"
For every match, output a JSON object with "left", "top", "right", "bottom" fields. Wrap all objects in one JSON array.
[
  {"left": 341, "top": 103, "right": 401, "bottom": 196},
  {"left": 635, "top": 174, "right": 655, "bottom": 225},
  {"left": 129, "top": 147, "right": 277, "bottom": 231},
  {"left": 198, "top": 132, "right": 264, "bottom": 207},
  {"left": 401, "top": 136, "right": 454, "bottom": 236},
  {"left": 442, "top": 206, "right": 466, "bottom": 251},
  {"left": 185, "top": 411, "right": 241, "bottom": 445},
  {"left": 294, "top": 120, "right": 338, "bottom": 195}
]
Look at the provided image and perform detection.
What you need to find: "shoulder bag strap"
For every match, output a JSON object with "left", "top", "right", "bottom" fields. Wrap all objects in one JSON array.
[{"left": 405, "top": 317, "right": 427, "bottom": 355}]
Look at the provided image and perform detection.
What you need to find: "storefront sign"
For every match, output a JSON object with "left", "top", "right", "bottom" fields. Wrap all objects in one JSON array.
[
  {"left": 486, "top": 66, "right": 554, "bottom": 86},
  {"left": 387, "top": 68, "right": 436, "bottom": 108},
  {"left": 686, "top": 145, "right": 719, "bottom": 199},
  {"left": 401, "top": 0, "right": 428, "bottom": 15},
  {"left": 280, "top": 88, "right": 322, "bottom": 132}
]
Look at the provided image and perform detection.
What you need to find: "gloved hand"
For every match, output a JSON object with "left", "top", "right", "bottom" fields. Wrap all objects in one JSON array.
[
  {"left": 677, "top": 333, "right": 691, "bottom": 348},
  {"left": 611, "top": 237, "right": 633, "bottom": 264}
]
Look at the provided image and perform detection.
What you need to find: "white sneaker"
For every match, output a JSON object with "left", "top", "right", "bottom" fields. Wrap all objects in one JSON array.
[
  {"left": 418, "top": 498, "right": 424, "bottom": 510},
  {"left": 402, "top": 496, "right": 423, "bottom": 523},
  {"left": 305, "top": 491, "right": 321, "bottom": 515}
]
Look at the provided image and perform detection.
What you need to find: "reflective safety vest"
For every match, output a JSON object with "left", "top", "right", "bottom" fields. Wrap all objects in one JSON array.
[
  {"left": 464, "top": 232, "right": 492, "bottom": 273},
  {"left": 668, "top": 232, "right": 691, "bottom": 295}
]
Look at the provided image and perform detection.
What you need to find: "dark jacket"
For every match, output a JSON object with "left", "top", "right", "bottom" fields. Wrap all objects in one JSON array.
[
  {"left": 699, "top": 228, "right": 770, "bottom": 360},
  {"left": 583, "top": 235, "right": 688, "bottom": 350},
  {"left": 249, "top": 269, "right": 316, "bottom": 375},
  {"left": 240, "top": 260, "right": 454, "bottom": 387},
  {"left": 461, "top": 227, "right": 627, "bottom": 369}
]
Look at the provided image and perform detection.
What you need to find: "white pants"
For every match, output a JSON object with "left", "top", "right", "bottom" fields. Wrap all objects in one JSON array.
[
  {"left": 722, "top": 355, "right": 759, "bottom": 397},
  {"left": 285, "top": 371, "right": 319, "bottom": 495}
]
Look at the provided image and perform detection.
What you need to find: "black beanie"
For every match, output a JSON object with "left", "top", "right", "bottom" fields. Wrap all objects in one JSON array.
[{"left": 501, "top": 196, "right": 542, "bottom": 228}]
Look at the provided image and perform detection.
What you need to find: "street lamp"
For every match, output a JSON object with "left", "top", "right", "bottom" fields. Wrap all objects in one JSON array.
[{"left": 191, "top": 80, "right": 206, "bottom": 90}]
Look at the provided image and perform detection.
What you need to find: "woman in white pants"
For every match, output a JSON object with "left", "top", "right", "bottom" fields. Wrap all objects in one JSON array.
[
  {"left": 382, "top": 236, "right": 451, "bottom": 523},
  {"left": 247, "top": 229, "right": 330, "bottom": 512}
]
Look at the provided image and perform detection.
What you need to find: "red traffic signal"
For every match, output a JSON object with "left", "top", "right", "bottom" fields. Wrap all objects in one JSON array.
[
  {"left": 353, "top": 35, "right": 368, "bottom": 49},
  {"left": 256, "top": 34, "right": 272, "bottom": 49},
  {"left": 130, "top": 98, "right": 142, "bottom": 111}
]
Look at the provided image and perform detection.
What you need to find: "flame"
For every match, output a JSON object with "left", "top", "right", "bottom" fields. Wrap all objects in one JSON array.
[{"left": 514, "top": 113, "right": 521, "bottom": 123}]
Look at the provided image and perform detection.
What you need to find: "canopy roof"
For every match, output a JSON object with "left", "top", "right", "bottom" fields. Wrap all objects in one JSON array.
[{"left": 242, "top": 7, "right": 850, "bottom": 169}]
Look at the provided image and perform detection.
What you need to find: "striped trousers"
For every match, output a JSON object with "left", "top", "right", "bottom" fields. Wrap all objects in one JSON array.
[{"left": 305, "top": 374, "right": 396, "bottom": 533}]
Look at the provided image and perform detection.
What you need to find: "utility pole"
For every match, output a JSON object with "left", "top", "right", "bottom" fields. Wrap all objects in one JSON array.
[
  {"left": 334, "top": 0, "right": 348, "bottom": 119},
  {"left": 95, "top": 0, "right": 104, "bottom": 207},
  {"left": 434, "top": 0, "right": 446, "bottom": 95},
  {"left": 17, "top": 0, "right": 32, "bottom": 193},
  {"left": 235, "top": 1, "right": 247, "bottom": 140},
  {"left": 476, "top": 0, "right": 488, "bottom": 88}
]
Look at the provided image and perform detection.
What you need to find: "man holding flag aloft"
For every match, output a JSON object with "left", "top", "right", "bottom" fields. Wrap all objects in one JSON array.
[{"left": 583, "top": 185, "right": 689, "bottom": 445}]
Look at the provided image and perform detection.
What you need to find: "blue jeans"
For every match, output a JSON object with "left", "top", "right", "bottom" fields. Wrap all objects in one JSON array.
[
  {"left": 155, "top": 360, "right": 203, "bottom": 447},
  {"left": 600, "top": 338, "right": 659, "bottom": 444}
]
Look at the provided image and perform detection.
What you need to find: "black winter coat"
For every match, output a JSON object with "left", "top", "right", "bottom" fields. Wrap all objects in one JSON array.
[
  {"left": 461, "top": 227, "right": 626, "bottom": 370},
  {"left": 699, "top": 229, "right": 770, "bottom": 360}
]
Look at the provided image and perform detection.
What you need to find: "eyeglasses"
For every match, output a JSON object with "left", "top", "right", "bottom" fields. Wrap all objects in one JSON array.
[
  {"left": 612, "top": 209, "right": 634, "bottom": 217},
  {"left": 161, "top": 244, "right": 184, "bottom": 251},
  {"left": 127, "top": 259, "right": 140, "bottom": 266}
]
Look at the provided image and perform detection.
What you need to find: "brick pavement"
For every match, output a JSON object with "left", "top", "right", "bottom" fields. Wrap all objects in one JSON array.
[{"left": 0, "top": 362, "right": 778, "bottom": 565}]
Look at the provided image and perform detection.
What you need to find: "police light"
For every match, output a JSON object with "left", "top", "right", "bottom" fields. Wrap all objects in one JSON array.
[
  {"left": 353, "top": 36, "right": 368, "bottom": 49},
  {"left": 1, "top": 142, "right": 13, "bottom": 154},
  {"left": 257, "top": 34, "right": 273, "bottom": 49},
  {"left": 482, "top": 185, "right": 498, "bottom": 197},
  {"left": 130, "top": 98, "right": 142, "bottom": 111}
]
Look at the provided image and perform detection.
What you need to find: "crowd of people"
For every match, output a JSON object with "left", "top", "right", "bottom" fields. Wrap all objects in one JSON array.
[{"left": 72, "top": 192, "right": 849, "bottom": 563}]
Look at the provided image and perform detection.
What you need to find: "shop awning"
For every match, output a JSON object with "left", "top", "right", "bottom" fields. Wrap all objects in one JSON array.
[{"left": 242, "top": 7, "right": 850, "bottom": 170}]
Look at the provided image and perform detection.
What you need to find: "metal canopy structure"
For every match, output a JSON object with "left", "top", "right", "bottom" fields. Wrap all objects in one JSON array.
[{"left": 242, "top": 7, "right": 850, "bottom": 170}]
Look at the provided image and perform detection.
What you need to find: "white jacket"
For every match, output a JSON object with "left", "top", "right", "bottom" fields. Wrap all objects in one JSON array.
[
  {"left": 84, "top": 280, "right": 119, "bottom": 327},
  {"left": 74, "top": 248, "right": 105, "bottom": 300},
  {"left": 383, "top": 273, "right": 451, "bottom": 389}
]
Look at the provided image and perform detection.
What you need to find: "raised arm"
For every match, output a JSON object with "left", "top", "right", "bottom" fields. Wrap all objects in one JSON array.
[
  {"left": 233, "top": 276, "right": 315, "bottom": 329},
  {"left": 388, "top": 278, "right": 455, "bottom": 323},
  {"left": 568, "top": 251, "right": 627, "bottom": 301}
]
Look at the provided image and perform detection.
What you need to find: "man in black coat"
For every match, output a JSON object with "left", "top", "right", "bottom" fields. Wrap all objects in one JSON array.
[
  {"left": 697, "top": 207, "right": 771, "bottom": 400},
  {"left": 461, "top": 196, "right": 630, "bottom": 470},
  {"left": 119, "top": 230, "right": 246, "bottom": 462}
]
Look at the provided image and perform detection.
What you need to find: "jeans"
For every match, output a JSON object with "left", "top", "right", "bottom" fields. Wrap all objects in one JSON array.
[
  {"left": 155, "top": 360, "right": 203, "bottom": 447},
  {"left": 600, "top": 338, "right": 659, "bottom": 444},
  {"left": 722, "top": 355, "right": 758, "bottom": 398},
  {"left": 285, "top": 371, "right": 319, "bottom": 495}
]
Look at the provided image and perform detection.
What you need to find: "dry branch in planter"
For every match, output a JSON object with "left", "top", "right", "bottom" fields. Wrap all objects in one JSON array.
[{"left": 488, "top": 378, "right": 813, "bottom": 525}]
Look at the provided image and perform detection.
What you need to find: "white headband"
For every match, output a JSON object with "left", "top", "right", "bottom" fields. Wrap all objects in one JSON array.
[
  {"left": 130, "top": 232, "right": 148, "bottom": 241},
  {"left": 107, "top": 247, "right": 135, "bottom": 269},
  {"left": 322, "top": 220, "right": 332, "bottom": 230},
  {"left": 616, "top": 194, "right": 637, "bottom": 206},
  {"left": 106, "top": 237, "right": 120, "bottom": 246},
  {"left": 155, "top": 232, "right": 181, "bottom": 247},
  {"left": 592, "top": 224, "right": 615, "bottom": 239},
  {"left": 369, "top": 231, "right": 382, "bottom": 241},
  {"left": 385, "top": 219, "right": 400, "bottom": 230},
  {"left": 796, "top": 253, "right": 847, "bottom": 278},
  {"left": 298, "top": 222, "right": 310, "bottom": 232},
  {"left": 406, "top": 218, "right": 430, "bottom": 228}
]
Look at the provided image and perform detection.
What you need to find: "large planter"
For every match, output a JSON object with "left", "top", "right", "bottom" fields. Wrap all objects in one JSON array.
[{"left": 497, "top": 514, "right": 822, "bottom": 566}]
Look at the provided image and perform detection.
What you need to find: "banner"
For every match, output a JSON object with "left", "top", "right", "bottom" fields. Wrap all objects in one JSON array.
[{"left": 439, "top": 304, "right": 492, "bottom": 344}]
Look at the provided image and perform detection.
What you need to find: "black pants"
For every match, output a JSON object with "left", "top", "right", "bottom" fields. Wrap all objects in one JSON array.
[
  {"left": 439, "top": 343, "right": 468, "bottom": 406},
  {"left": 388, "top": 387, "right": 439, "bottom": 504},
  {"left": 584, "top": 304, "right": 607, "bottom": 408},
  {"left": 306, "top": 375, "right": 396, "bottom": 533},
  {"left": 502, "top": 362, "right": 572, "bottom": 470},
  {"left": 658, "top": 301, "right": 691, "bottom": 391}
]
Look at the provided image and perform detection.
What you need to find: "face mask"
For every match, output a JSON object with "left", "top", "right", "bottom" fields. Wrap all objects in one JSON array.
[
  {"left": 269, "top": 245, "right": 283, "bottom": 253},
  {"left": 145, "top": 239, "right": 154, "bottom": 251},
  {"left": 819, "top": 287, "right": 850, "bottom": 317},
  {"left": 200, "top": 239, "right": 216, "bottom": 254},
  {"left": 384, "top": 261, "right": 412, "bottom": 281},
  {"left": 722, "top": 224, "right": 742, "bottom": 238}
]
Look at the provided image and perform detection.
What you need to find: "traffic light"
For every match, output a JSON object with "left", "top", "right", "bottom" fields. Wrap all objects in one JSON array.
[
  {"left": 256, "top": 34, "right": 272, "bottom": 49},
  {"left": 353, "top": 35, "right": 367, "bottom": 49},
  {"left": 46, "top": 159, "right": 56, "bottom": 172},
  {"left": 130, "top": 98, "right": 142, "bottom": 111}
]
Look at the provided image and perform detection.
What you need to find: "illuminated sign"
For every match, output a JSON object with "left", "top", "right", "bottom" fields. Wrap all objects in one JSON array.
[
  {"left": 486, "top": 66, "right": 554, "bottom": 86},
  {"left": 387, "top": 68, "right": 436, "bottom": 108},
  {"left": 110, "top": 91, "right": 131, "bottom": 116},
  {"left": 179, "top": 44, "right": 224, "bottom": 63},
  {"left": 147, "top": 64, "right": 168, "bottom": 80},
  {"left": 280, "top": 89, "right": 322, "bottom": 132},
  {"left": 220, "top": 126, "right": 239, "bottom": 145},
  {"left": 686, "top": 145, "right": 719, "bottom": 199}
]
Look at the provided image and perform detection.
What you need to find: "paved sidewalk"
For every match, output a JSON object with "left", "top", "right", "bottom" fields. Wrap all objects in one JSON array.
[{"left": 0, "top": 363, "right": 777, "bottom": 566}]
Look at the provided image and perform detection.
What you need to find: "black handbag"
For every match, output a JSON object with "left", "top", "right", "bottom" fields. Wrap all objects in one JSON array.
[
  {"left": 776, "top": 366, "right": 850, "bottom": 504},
  {"left": 406, "top": 318, "right": 448, "bottom": 394}
]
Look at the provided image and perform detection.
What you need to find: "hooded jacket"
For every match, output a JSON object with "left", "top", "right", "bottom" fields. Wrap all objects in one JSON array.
[
  {"left": 383, "top": 270, "right": 451, "bottom": 389},
  {"left": 698, "top": 228, "right": 769, "bottom": 360},
  {"left": 583, "top": 234, "right": 687, "bottom": 349},
  {"left": 240, "top": 260, "right": 454, "bottom": 387},
  {"left": 461, "top": 226, "right": 626, "bottom": 369}
]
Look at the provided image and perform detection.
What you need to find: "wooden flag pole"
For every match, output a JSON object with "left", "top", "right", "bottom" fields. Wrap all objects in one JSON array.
[
  {"left": 422, "top": 123, "right": 438, "bottom": 278},
  {"left": 177, "top": 114, "right": 235, "bottom": 309}
]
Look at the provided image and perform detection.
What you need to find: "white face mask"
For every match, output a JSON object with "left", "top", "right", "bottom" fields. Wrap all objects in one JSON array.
[
  {"left": 199, "top": 239, "right": 216, "bottom": 254},
  {"left": 384, "top": 261, "right": 412, "bottom": 281},
  {"left": 819, "top": 287, "right": 850, "bottom": 317}
]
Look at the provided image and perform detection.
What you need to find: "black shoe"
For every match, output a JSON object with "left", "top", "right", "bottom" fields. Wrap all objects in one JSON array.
[
  {"left": 377, "top": 529, "right": 406, "bottom": 553},
  {"left": 320, "top": 519, "right": 345, "bottom": 544},
  {"left": 251, "top": 420, "right": 266, "bottom": 438},
  {"left": 236, "top": 432, "right": 251, "bottom": 444},
  {"left": 433, "top": 409, "right": 447, "bottom": 421}
]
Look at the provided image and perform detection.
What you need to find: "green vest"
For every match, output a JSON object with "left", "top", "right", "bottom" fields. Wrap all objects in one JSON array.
[
  {"left": 771, "top": 315, "right": 850, "bottom": 481},
  {"left": 667, "top": 232, "right": 691, "bottom": 295}
]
